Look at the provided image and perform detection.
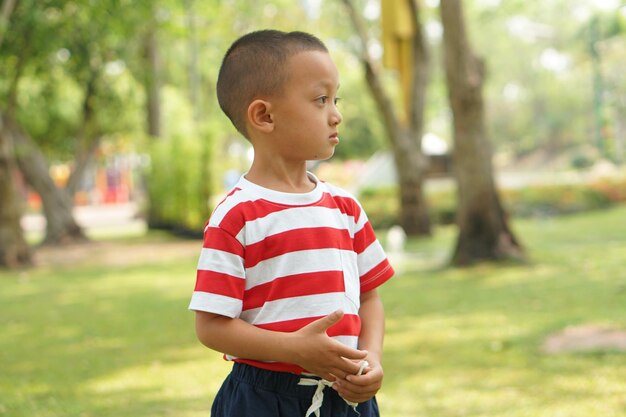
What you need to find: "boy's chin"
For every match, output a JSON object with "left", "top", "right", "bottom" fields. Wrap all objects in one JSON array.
[{"left": 311, "top": 149, "right": 336, "bottom": 161}]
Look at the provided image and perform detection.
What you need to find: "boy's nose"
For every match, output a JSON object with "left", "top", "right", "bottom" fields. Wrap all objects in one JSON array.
[{"left": 330, "top": 107, "right": 342, "bottom": 126}]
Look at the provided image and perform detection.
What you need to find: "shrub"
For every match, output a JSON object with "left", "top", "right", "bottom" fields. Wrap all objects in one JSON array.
[
  {"left": 146, "top": 132, "right": 213, "bottom": 236},
  {"left": 359, "top": 178, "right": 626, "bottom": 229},
  {"left": 359, "top": 187, "right": 398, "bottom": 229}
]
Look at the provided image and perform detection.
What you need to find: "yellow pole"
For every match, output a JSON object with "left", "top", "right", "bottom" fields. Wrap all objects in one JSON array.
[{"left": 381, "top": 0, "right": 415, "bottom": 123}]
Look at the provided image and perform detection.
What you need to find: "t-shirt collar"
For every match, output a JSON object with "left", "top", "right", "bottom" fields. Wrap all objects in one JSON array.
[{"left": 238, "top": 171, "right": 324, "bottom": 206}]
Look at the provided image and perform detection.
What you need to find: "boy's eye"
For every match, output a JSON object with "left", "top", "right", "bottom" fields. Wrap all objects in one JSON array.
[{"left": 317, "top": 96, "right": 341, "bottom": 105}]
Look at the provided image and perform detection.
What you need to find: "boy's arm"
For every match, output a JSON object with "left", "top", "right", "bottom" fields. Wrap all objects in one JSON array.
[
  {"left": 195, "top": 309, "right": 367, "bottom": 381},
  {"left": 332, "top": 288, "right": 385, "bottom": 403}
]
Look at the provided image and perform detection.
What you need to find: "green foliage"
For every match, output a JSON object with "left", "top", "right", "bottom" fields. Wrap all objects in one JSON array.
[
  {"left": 1, "top": 0, "right": 146, "bottom": 158},
  {"left": 147, "top": 131, "right": 213, "bottom": 235},
  {"left": 503, "top": 183, "right": 610, "bottom": 217},
  {"left": 458, "top": 0, "right": 626, "bottom": 161},
  {"left": 2, "top": 0, "right": 625, "bottom": 245},
  {"left": 2, "top": 206, "right": 626, "bottom": 416},
  {"left": 359, "top": 186, "right": 399, "bottom": 229},
  {"left": 360, "top": 178, "right": 626, "bottom": 228}
]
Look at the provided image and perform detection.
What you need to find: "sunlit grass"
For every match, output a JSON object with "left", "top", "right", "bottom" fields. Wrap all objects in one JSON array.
[
  {"left": 2, "top": 206, "right": 626, "bottom": 416},
  {"left": 379, "top": 205, "right": 626, "bottom": 417}
]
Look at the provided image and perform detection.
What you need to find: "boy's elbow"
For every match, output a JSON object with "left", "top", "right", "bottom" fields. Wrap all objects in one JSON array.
[{"left": 194, "top": 311, "right": 229, "bottom": 350}]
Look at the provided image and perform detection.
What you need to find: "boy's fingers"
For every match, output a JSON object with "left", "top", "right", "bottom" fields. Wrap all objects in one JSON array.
[
  {"left": 345, "top": 372, "right": 376, "bottom": 386},
  {"left": 307, "top": 310, "right": 344, "bottom": 333},
  {"left": 332, "top": 356, "right": 366, "bottom": 378},
  {"left": 336, "top": 344, "right": 368, "bottom": 361},
  {"left": 334, "top": 378, "right": 380, "bottom": 399}
]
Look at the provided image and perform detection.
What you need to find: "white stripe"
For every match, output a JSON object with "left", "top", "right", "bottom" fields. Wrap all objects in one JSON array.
[
  {"left": 245, "top": 248, "right": 349, "bottom": 289},
  {"left": 188, "top": 292, "right": 242, "bottom": 318},
  {"left": 358, "top": 240, "right": 387, "bottom": 276},
  {"left": 354, "top": 209, "right": 368, "bottom": 232},
  {"left": 331, "top": 335, "right": 359, "bottom": 349},
  {"left": 240, "top": 292, "right": 356, "bottom": 324},
  {"left": 340, "top": 250, "right": 361, "bottom": 310},
  {"left": 242, "top": 206, "right": 356, "bottom": 245},
  {"left": 197, "top": 248, "right": 245, "bottom": 278}
]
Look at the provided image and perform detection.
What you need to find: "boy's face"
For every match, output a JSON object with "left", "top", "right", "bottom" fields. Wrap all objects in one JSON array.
[{"left": 265, "top": 50, "right": 343, "bottom": 161}]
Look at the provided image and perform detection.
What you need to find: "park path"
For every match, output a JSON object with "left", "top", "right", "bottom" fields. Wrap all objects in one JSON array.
[
  {"left": 34, "top": 238, "right": 201, "bottom": 269},
  {"left": 25, "top": 203, "right": 202, "bottom": 268},
  {"left": 22, "top": 202, "right": 146, "bottom": 237}
]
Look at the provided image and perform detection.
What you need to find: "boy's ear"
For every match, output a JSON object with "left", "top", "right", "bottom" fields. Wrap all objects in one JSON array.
[{"left": 247, "top": 99, "right": 274, "bottom": 133}]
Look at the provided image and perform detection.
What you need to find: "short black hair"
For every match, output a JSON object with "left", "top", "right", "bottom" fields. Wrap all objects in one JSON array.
[{"left": 216, "top": 30, "right": 328, "bottom": 139}]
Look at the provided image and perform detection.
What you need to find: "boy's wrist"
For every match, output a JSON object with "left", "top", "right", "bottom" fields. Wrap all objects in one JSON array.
[{"left": 278, "top": 332, "right": 301, "bottom": 367}]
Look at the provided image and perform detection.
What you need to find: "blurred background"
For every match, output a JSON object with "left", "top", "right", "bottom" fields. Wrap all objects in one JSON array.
[{"left": 1, "top": 0, "right": 625, "bottom": 416}]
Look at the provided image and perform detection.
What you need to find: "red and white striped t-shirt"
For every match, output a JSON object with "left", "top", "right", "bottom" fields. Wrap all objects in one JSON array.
[{"left": 189, "top": 173, "right": 394, "bottom": 374}]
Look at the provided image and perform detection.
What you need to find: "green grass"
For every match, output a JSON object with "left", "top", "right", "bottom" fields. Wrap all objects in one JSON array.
[{"left": 2, "top": 206, "right": 626, "bottom": 416}]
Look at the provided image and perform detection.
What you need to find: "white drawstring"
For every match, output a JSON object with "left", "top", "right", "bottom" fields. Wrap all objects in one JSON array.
[
  {"left": 297, "top": 361, "right": 368, "bottom": 417},
  {"left": 298, "top": 377, "right": 335, "bottom": 417}
]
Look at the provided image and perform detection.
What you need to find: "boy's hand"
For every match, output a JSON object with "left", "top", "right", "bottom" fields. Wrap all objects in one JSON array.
[
  {"left": 332, "top": 359, "right": 384, "bottom": 404},
  {"left": 289, "top": 310, "right": 367, "bottom": 381}
]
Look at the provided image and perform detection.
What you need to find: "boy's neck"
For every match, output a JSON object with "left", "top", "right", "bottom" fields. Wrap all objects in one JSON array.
[{"left": 245, "top": 159, "right": 316, "bottom": 193}]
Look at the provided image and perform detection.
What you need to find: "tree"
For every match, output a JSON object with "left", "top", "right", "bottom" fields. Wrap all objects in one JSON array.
[
  {"left": 341, "top": 0, "right": 432, "bottom": 236},
  {"left": 0, "top": 0, "right": 32, "bottom": 267},
  {"left": 142, "top": 12, "right": 162, "bottom": 139},
  {"left": 5, "top": 116, "right": 87, "bottom": 245},
  {"left": 439, "top": 0, "right": 524, "bottom": 265},
  {"left": 0, "top": 116, "right": 31, "bottom": 267},
  {"left": 0, "top": 0, "right": 148, "bottom": 245}
]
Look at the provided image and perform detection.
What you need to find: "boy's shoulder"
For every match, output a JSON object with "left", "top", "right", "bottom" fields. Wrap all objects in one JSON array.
[
  {"left": 315, "top": 177, "right": 353, "bottom": 198},
  {"left": 206, "top": 183, "right": 255, "bottom": 228},
  {"left": 318, "top": 180, "right": 362, "bottom": 207}
]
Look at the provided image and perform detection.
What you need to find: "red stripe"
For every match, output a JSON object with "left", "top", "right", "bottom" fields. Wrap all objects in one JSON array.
[
  {"left": 233, "top": 358, "right": 305, "bottom": 374},
  {"left": 242, "top": 271, "right": 345, "bottom": 310},
  {"left": 330, "top": 194, "right": 362, "bottom": 221},
  {"left": 255, "top": 313, "right": 361, "bottom": 336},
  {"left": 353, "top": 222, "right": 377, "bottom": 254},
  {"left": 226, "top": 187, "right": 242, "bottom": 198},
  {"left": 245, "top": 227, "right": 353, "bottom": 268},
  {"left": 219, "top": 192, "right": 361, "bottom": 226},
  {"left": 203, "top": 227, "right": 244, "bottom": 256},
  {"left": 360, "top": 259, "right": 394, "bottom": 293},
  {"left": 210, "top": 187, "right": 242, "bottom": 219},
  {"left": 195, "top": 270, "right": 245, "bottom": 298}
]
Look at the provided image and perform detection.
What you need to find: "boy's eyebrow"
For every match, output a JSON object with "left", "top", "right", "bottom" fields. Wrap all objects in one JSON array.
[{"left": 313, "top": 80, "right": 340, "bottom": 90}]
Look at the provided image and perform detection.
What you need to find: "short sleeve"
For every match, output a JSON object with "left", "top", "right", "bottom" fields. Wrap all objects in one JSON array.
[
  {"left": 353, "top": 206, "right": 394, "bottom": 293},
  {"left": 188, "top": 225, "right": 246, "bottom": 318}
]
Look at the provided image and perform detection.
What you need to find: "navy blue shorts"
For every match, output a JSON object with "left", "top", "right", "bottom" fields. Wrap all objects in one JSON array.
[{"left": 211, "top": 362, "right": 380, "bottom": 417}]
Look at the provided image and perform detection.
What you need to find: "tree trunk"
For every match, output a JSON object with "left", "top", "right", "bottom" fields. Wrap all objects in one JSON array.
[
  {"left": 4, "top": 114, "right": 87, "bottom": 245},
  {"left": 186, "top": 0, "right": 201, "bottom": 123},
  {"left": 0, "top": 116, "right": 31, "bottom": 267},
  {"left": 342, "top": 0, "right": 431, "bottom": 236},
  {"left": 143, "top": 24, "right": 162, "bottom": 138},
  {"left": 0, "top": 0, "right": 17, "bottom": 49},
  {"left": 439, "top": 0, "right": 524, "bottom": 265},
  {"left": 66, "top": 69, "right": 101, "bottom": 196}
]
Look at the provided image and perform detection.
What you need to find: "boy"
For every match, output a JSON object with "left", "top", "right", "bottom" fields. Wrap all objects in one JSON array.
[{"left": 189, "top": 30, "right": 394, "bottom": 417}]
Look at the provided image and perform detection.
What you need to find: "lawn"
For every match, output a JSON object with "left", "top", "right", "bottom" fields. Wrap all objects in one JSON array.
[{"left": 1, "top": 206, "right": 626, "bottom": 417}]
